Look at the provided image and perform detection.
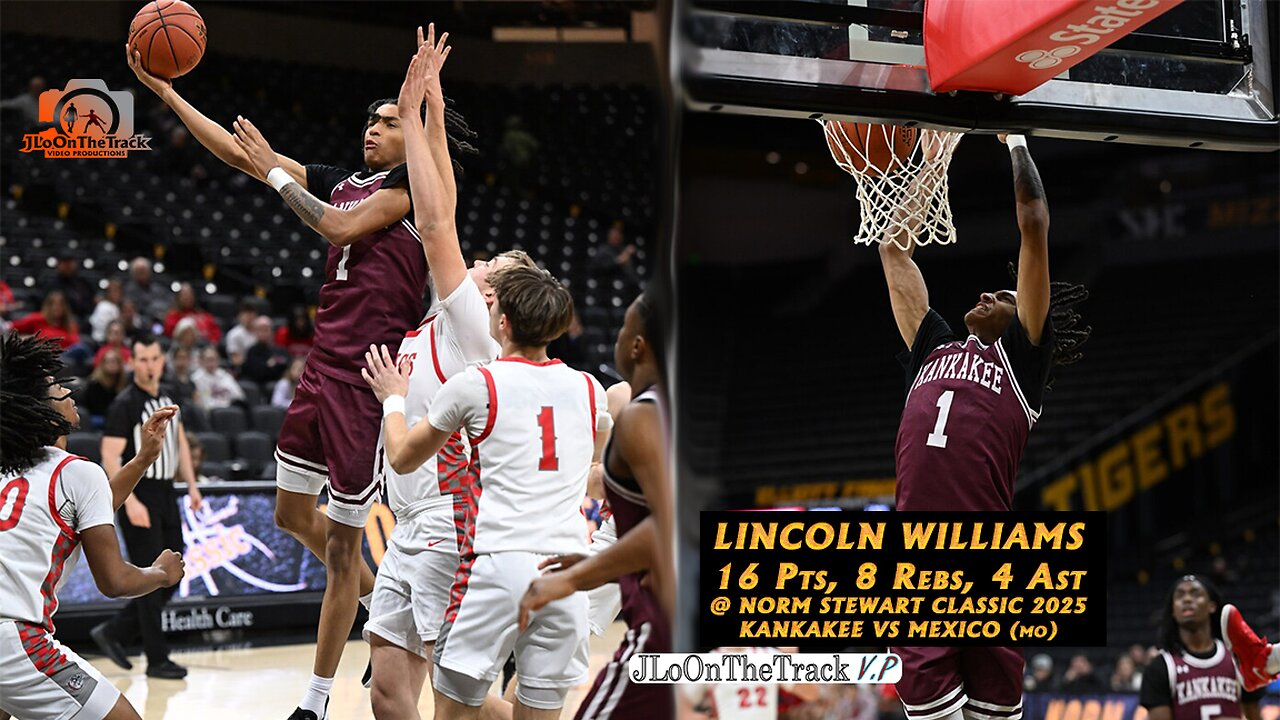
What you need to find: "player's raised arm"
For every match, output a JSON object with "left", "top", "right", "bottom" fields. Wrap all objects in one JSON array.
[
  {"left": 1004, "top": 135, "right": 1051, "bottom": 345},
  {"left": 231, "top": 115, "right": 410, "bottom": 248},
  {"left": 400, "top": 26, "right": 469, "bottom": 298},
  {"left": 126, "top": 45, "right": 306, "bottom": 185},
  {"left": 107, "top": 405, "right": 177, "bottom": 509},
  {"left": 362, "top": 344, "right": 454, "bottom": 473},
  {"left": 879, "top": 229, "right": 929, "bottom": 349}
]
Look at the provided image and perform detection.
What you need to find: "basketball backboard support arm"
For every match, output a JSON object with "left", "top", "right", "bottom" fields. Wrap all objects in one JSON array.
[{"left": 681, "top": 0, "right": 1279, "bottom": 152}]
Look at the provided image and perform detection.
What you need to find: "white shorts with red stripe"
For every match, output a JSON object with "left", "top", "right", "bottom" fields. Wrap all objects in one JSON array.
[
  {"left": 0, "top": 620, "right": 118, "bottom": 720},
  {"left": 433, "top": 552, "right": 589, "bottom": 689}
]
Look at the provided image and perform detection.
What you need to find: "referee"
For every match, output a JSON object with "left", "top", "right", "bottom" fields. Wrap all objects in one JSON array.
[{"left": 92, "top": 335, "right": 203, "bottom": 679}]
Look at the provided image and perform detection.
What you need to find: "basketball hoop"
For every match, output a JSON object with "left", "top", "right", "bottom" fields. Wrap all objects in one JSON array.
[{"left": 820, "top": 121, "right": 962, "bottom": 250}]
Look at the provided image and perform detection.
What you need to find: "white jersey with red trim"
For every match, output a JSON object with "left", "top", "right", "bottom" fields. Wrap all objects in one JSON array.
[
  {"left": 380, "top": 275, "right": 500, "bottom": 521},
  {"left": 0, "top": 448, "right": 114, "bottom": 632},
  {"left": 428, "top": 358, "right": 610, "bottom": 556}
]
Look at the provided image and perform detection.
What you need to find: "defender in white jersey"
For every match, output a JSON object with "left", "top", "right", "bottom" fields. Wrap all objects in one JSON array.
[
  {"left": 361, "top": 28, "right": 540, "bottom": 720},
  {"left": 0, "top": 334, "right": 184, "bottom": 720},
  {"left": 366, "top": 263, "right": 609, "bottom": 719}
]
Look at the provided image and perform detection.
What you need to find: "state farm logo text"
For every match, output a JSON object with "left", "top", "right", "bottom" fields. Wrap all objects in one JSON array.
[{"left": 1015, "top": 0, "right": 1163, "bottom": 70}]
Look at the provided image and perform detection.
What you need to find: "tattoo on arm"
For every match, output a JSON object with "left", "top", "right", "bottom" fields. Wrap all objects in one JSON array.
[
  {"left": 279, "top": 182, "right": 326, "bottom": 227},
  {"left": 1011, "top": 147, "right": 1047, "bottom": 204}
]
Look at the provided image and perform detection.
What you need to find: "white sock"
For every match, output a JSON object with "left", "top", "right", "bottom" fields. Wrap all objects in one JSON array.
[
  {"left": 359, "top": 591, "right": 373, "bottom": 611},
  {"left": 300, "top": 674, "right": 333, "bottom": 717},
  {"left": 1267, "top": 643, "right": 1280, "bottom": 675}
]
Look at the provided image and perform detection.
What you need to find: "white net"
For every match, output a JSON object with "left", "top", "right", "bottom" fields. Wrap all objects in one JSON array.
[{"left": 820, "top": 121, "right": 962, "bottom": 250}]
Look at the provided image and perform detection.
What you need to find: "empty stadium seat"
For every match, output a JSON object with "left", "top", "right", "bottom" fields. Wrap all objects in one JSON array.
[
  {"left": 234, "top": 431, "right": 274, "bottom": 476},
  {"left": 210, "top": 407, "right": 248, "bottom": 435},
  {"left": 251, "top": 405, "right": 286, "bottom": 442},
  {"left": 195, "top": 432, "right": 231, "bottom": 463},
  {"left": 67, "top": 432, "right": 101, "bottom": 464}
]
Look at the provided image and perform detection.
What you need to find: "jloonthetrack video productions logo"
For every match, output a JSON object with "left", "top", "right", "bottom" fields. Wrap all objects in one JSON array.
[{"left": 19, "top": 79, "right": 152, "bottom": 159}]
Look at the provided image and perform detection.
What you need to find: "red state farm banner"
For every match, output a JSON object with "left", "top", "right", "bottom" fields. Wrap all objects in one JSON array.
[{"left": 923, "top": 0, "right": 1184, "bottom": 95}]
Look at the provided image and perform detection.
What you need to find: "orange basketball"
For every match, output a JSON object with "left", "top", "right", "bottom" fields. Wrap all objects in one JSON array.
[
  {"left": 825, "top": 122, "right": 918, "bottom": 177},
  {"left": 129, "top": 0, "right": 206, "bottom": 80}
]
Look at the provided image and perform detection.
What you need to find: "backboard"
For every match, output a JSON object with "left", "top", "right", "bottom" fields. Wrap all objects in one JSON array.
[{"left": 678, "top": 0, "right": 1278, "bottom": 151}]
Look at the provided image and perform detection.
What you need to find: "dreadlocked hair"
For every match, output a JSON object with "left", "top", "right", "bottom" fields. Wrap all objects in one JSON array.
[
  {"left": 1, "top": 333, "right": 75, "bottom": 476},
  {"left": 1008, "top": 263, "right": 1091, "bottom": 382},
  {"left": 366, "top": 97, "right": 479, "bottom": 177}
]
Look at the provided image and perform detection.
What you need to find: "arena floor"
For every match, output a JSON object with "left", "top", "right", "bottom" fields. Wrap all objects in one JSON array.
[{"left": 86, "top": 624, "right": 627, "bottom": 718}]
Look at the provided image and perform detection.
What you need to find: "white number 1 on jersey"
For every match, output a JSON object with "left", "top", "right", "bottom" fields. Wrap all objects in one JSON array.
[
  {"left": 336, "top": 246, "right": 351, "bottom": 281},
  {"left": 926, "top": 390, "right": 954, "bottom": 448}
]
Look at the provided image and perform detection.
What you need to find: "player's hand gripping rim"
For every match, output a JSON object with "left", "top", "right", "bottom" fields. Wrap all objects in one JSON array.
[{"left": 362, "top": 344, "right": 409, "bottom": 402}]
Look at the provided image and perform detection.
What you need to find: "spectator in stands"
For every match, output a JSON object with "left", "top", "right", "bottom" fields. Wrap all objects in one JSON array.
[
  {"left": 163, "top": 127, "right": 209, "bottom": 181},
  {"left": 125, "top": 257, "right": 171, "bottom": 328},
  {"left": 54, "top": 254, "right": 96, "bottom": 320},
  {"left": 191, "top": 347, "right": 244, "bottom": 410},
  {"left": 547, "top": 307, "right": 588, "bottom": 369},
  {"left": 11, "top": 289, "right": 80, "bottom": 350},
  {"left": 118, "top": 297, "right": 143, "bottom": 345},
  {"left": 165, "top": 346, "right": 197, "bottom": 409},
  {"left": 272, "top": 357, "right": 305, "bottom": 409},
  {"left": 163, "top": 282, "right": 221, "bottom": 343},
  {"left": 1024, "top": 653, "right": 1056, "bottom": 692},
  {"left": 590, "top": 220, "right": 641, "bottom": 292},
  {"left": 242, "top": 316, "right": 290, "bottom": 384},
  {"left": 93, "top": 320, "right": 133, "bottom": 369},
  {"left": 224, "top": 300, "right": 259, "bottom": 368},
  {"left": 169, "top": 316, "right": 204, "bottom": 365},
  {"left": 1110, "top": 654, "right": 1140, "bottom": 692},
  {"left": 1126, "top": 644, "right": 1147, "bottom": 686},
  {"left": 499, "top": 114, "right": 539, "bottom": 195},
  {"left": 89, "top": 278, "right": 125, "bottom": 343},
  {"left": 0, "top": 75, "right": 44, "bottom": 128},
  {"left": 1060, "top": 653, "right": 1105, "bottom": 694},
  {"left": 82, "top": 348, "right": 129, "bottom": 429},
  {"left": 1211, "top": 556, "right": 1239, "bottom": 589},
  {"left": 274, "top": 305, "right": 314, "bottom": 357}
]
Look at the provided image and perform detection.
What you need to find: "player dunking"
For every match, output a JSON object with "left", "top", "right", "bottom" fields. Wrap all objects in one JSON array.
[
  {"left": 363, "top": 27, "right": 534, "bottom": 720},
  {"left": 877, "top": 135, "right": 1089, "bottom": 720},
  {"left": 126, "top": 31, "right": 479, "bottom": 719},
  {"left": 0, "top": 334, "right": 185, "bottom": 720},
  {"left": 520, "top": 292, "right": 674, "bottom": 720},
  {"left": 365, "top": 264, "right": 609, "bottom": 720},
  {"left": 1139, "top": 574, "right": 1278, "bottom": 720}
]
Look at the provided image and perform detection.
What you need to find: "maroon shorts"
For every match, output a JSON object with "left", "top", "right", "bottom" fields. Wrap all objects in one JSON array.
[
  {"left": 891, "top": 645, "right": 1023, "bottom": 720},
  {"left": 576, "top": 589, "right": 671, "bottom": 720},
  {"left": 274, "top": 361, "right": 382, "bottom": 527}
]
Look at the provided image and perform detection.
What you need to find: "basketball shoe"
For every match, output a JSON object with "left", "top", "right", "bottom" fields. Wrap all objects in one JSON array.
[{"left": 1221, "top": 604, "right": 1280, "bottom": 691}]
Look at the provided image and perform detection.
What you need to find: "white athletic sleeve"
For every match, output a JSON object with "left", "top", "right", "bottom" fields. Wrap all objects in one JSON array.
[
  {"left": 438, "top": 274, "right": 500, "bottom": 367},
  {"left": 428, "top": 366, "right": 491, "bottom": 440},
  {"left": 56, "top": 458, "right": 115, "bottom": 533},
  {"left": 591, "top": 375, "right": 613, "bottom": 436}
]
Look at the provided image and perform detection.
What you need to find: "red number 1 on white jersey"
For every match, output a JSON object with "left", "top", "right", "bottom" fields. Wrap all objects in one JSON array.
[{"left": 537, "top": 407, "right": 558, "bottom": 471}]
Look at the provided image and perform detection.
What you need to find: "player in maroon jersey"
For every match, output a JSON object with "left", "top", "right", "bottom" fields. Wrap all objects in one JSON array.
[
  {"left": 1140, "top": 574, "right": 1269, "bottom": 720},
  {"left": 519, "top": 292, "right": 674, "bottom": 720},
  {"left": 877, "top": 136, "right": 1089, "bottom": 720},
  {"left": 127, "top": 33, "right": 478, "bottom": 720}
]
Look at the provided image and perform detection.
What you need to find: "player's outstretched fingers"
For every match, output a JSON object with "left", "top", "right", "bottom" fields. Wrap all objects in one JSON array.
[{"left": 379, "top": 343, "right": 395, "bottom": 370}]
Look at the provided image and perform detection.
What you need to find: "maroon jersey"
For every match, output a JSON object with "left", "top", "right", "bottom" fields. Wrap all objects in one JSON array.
[
  {"left": 304, "top": 163, "right": 426, "bottom": 386},
  {"left": 602, "top": 387, "right": 668, "bottom": 634},
  {"left": 577, "top": 385, "right": 673, "bottom": 720},
  {"left": 894, "top": 309, "right": 1052, "bottom": 511},
  {"left": 1142, "top": 641, "right": 1249, "bottom": 720}
]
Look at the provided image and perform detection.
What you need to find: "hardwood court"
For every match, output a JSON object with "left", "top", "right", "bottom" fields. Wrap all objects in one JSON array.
[{"left": 86, "top": 623, "right": 627, "bottom": 718}]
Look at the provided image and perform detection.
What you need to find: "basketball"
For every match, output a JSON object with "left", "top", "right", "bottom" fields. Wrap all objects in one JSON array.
[
  {"left": 128, "top": 0, "right": 206, "bottom": 79},
  {"left": 825, "top": 121, "right": 918, "bottom": 177}
]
